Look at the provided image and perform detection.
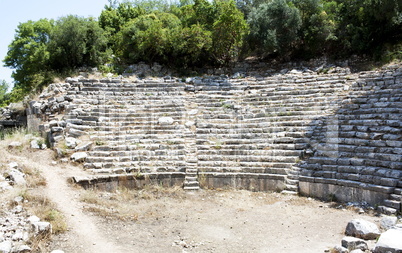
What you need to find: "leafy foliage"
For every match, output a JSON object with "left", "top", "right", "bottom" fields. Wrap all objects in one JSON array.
[
  {"left": 48, "top": 15, "right": 109, "bottom": 71},
  {"left": 0, "top": 80, "right": 10, "bottom": 107},
  {"left": 247, "top": 0, "right": 302, "bottom": 57},
  {"left": 3, "top": 19, "right": 54, "bottom": 95},
  {"left": 2, "top": 0, "right": 402, "bottom": 103}
]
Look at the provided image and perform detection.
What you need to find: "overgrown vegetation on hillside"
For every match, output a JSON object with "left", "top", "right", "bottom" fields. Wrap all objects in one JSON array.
[{"left": 2, "top": 0, "right": 402, "bottom": 103}]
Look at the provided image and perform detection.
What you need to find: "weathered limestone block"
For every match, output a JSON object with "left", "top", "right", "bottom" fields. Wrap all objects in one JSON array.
[
  {"left": 345, "top": 219, "right": 381, "bottom": 240},
  {"left": 341, "top": 236, "right": 368, "bottom": 251},
  {"left": 373, "top": 228, "right": 402, "bottom": 253},
  {"left": 71, "top": 152, "right": 87, "bottom": 162},
  {"left": 380, "top": 216, "right": 398, "bottom": 230}
]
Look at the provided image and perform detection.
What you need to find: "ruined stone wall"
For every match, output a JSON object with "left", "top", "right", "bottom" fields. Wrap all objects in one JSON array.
[{"left": 28, "top": 64, "right": 402, "bottom": 212}]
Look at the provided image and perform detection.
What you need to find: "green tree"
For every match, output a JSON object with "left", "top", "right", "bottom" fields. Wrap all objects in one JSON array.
[
  {"left": 247, "top": 0, "right": 302, "bottom": 57},
  {"left": 211, "top": 0, "right": 249, "bottom": 64},
  {"left": 3, "top": 19, "right": 54, "bottom": 94},
  {"left": 171, "top": 24, "right": 213, "bottom": 67},
  {"left": 292, "top": 0, "right": 336, "bottom": 57},
  {"left": 116, "top": 12, "right": 181, "bottom": 64},
  {"left": 49, "top": 15, "right": 109, "bottom": 72},
  {"left": 0, "top": 80, "right": 10, "bottom": 107},
  {"left": 323, "top": 0, "right": 402, "bottom": 57}
]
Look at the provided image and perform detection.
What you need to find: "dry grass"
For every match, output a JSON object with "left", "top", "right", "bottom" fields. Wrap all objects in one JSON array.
[
  {"left": 20, "top": 190, "right": 67, "bottom": 234},
  {"left": 78, "top": 185, "right": 286, "bottom": 223},
  {"left": 79, "top": 185, "right": 186, "bottom": 221}
]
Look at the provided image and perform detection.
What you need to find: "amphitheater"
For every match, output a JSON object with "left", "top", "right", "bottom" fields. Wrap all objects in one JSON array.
[{"left": 27, "top": 63, "right": 402, "bottom": 215}]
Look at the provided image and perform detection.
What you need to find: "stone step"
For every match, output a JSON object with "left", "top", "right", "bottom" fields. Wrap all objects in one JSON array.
[
  {"left": 284, "top": 184, "right": 298, "bottom": 191},
  {"left": 184, "top": 176, "right": 198, "bottom": 181},
  {"left": 383, "top": 199, "right": 401, "bottom": 210},
  {"left": 390, "top": 194, "right": 402, "bottom": 201},
  {"left": 395, "top": 188, "right": 402, "bottom": 195},
  {"left": 184, "top": 180, "right": 200, "bottom": 187},
  {"left": 281, "top": 190, "right": 298, "bottom": 195},
  {"left": 286, "top": 179, "right": 299, "bottom": 185},
  {"left": 377, "top": 206, "right": 398, "bottom": 215},
  {"left": 183, "top": 186, "right": 200, "bottom": 190}
]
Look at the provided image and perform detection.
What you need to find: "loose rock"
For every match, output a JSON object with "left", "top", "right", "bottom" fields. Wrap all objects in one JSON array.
[
  {"left": 341, "top": 236, "right": 368, "bottom": 251},
  {"left": 380, "top": 216, "right": 398, "bottom": 230},
  {"left": 373, "top": 228, "right": 402, "bottom": 253},
  {"left": 345, "top": 219, "right": 381, "bottom": 240}
]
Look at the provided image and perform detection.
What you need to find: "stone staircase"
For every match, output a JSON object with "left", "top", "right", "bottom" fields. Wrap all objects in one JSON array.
[
  {"left": 30, "top": 65, "right": 402, "bottom": 212},
  {"left": 60, "top": 73, "right": 351, "bottom": 192},
  {"left": 299, "top": 67, "right": 402, "bottom": 214}
]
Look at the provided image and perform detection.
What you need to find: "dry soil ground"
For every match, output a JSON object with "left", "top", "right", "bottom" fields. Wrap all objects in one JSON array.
[{"left": 2, "top": 144, "right": 380, "bottom": 253}]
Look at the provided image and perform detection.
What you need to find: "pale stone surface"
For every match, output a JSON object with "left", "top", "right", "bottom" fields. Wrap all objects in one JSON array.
[
  {"left": 65, "top": 137, "right": 78, "bottom": 149},
  {"left": 373, "top": 228, "right": 402, "bottom": 253},
  {"left": 74, "top": 142, "right": 92, "bottom": 151},
  {"left": 0, "top": 240, "right": 12, "bottom": 253},
  {"left": 345, "top": 219, "right": 380, "bottom": 240},
  {"left": 158, "top": 117, "right": 174, "bottom": 125},
  {"left": 350, "top": 249, "right": 365, "bottom": 253},
  {"left": 31, "top": 221, "right": 52, "bottom": 234},
  {"left": 30, "top": 140, "right": 40, "bottom": 149},
  {"left": 70, "top": 152, "right": 87, "bottom": 162},
  {"left": 341, "top": 236, "right": 368, "bottom": 251},
  {"left": 7, "top": 162, "right": 18, "bottom": 169},
  {"left": 332, "top": 245, "right": 348, "bottom": 253},
  {"left": 8, "top": 169, "right": 26, "bottom": 186},
  {"left": 7, "top": 142, "right": 22, "bottom": 149},
  {"left": 380, "top": 216, "right": 398, "bottom": 230}
]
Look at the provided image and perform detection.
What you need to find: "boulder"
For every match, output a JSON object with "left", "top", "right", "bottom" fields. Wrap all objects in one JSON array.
[
  {"left": 380, "top": 216, "right": 398, "bottom": 230},
  {"left": 345, "top": 219, "right": 381, "bottom": 240},
  {"left": 373, "top": 228, "right": 402, "bottom": 253},
  {"left": 70, "top": 152, "right": 87, "bottom": 162},
  {"left": 158, "top": 117, "right": 174, "bottom": 125},
  {"left": 341, "top": 236, "right": 368, "bottom": 251}
]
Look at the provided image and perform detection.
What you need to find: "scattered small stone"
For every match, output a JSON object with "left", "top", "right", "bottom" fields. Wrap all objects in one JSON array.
[{"left": 51, "top": 250, "right": 65, "bottom": 253}]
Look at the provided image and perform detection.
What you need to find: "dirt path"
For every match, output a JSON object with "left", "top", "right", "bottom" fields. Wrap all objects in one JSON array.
[
  {"left": 40, "top": 163, "right": 130, "bottom": 253},
  {"left": 2, "top": 149, "right": 382, "bottom": 253}
]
